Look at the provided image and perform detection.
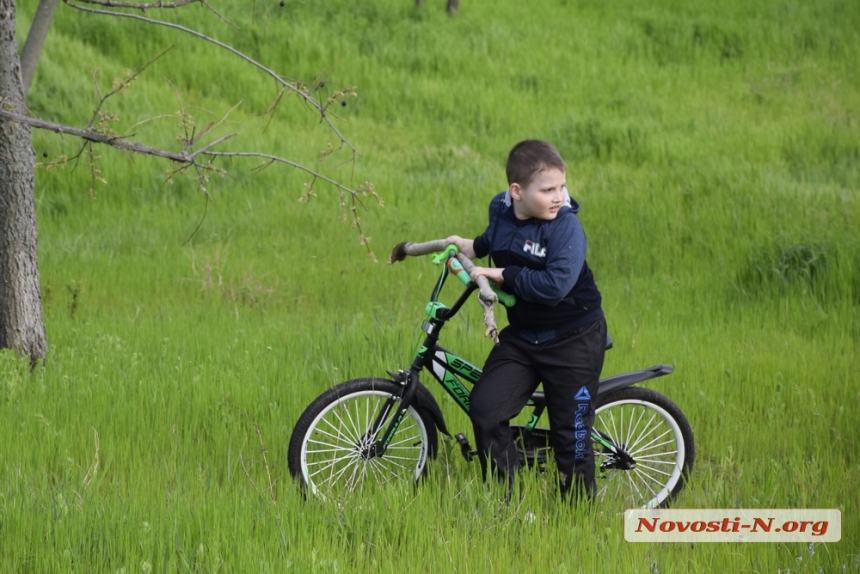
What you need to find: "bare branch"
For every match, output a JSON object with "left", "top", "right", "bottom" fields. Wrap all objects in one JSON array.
[
  {"left": 191, "top": 133, "right": 236, "bottom": 156},
  {"left": 6, "top": 1, "right": 380, "bottom": 263},
  {"left": 184, "top": 101, "right": 242, "bottom": 151},
  {"left": 87, "top": 46, "right": 174, "bottom": 132},
  {"left": 62, "top": 0, "right": 358, "bottom": 156},
  {"left": 182, "top": 190, "right": 209, "bottom": 246},
  {"left": 70, "top": 0, "right": 201, "bottom": 8},
  {"left": 2, "top": 103, "right": 193, "bottom": 159},
  {"left": 204, "top": 151, "right": 356, "bottom": 195},
  {"left": 1, "top": 100, "right": 365, "bottom": 187},
  {"left": 389, "top": 240, "right": 448, "bottom": 262},
  {"left": 67, "top": 0, "right": 237, "bottom": 29}
]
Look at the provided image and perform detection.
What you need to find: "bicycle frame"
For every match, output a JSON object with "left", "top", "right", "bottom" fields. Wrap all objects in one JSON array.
[{"left": 369, "top": 249, "right": 673, "bottom": 463}]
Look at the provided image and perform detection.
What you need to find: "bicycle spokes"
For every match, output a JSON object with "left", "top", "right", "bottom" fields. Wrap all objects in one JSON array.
[
  {"left": 593, "top": 391, "right": 690, "bottom": 510},
  {"left": 291, "top": 383, "right": 433, "bottom": 501}
]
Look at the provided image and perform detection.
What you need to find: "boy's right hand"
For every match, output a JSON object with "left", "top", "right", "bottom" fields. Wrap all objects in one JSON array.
[
  {"left": 470, "top": 266, "right": 505, "bottom": 286},
  {"left": 445, "top": 235, "right": 476, "bottom": 259}
]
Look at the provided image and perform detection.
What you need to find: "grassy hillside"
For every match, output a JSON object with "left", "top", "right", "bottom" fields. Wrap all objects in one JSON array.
[{"left": 4, "top": 0, "right": 859, "bottom": 571}]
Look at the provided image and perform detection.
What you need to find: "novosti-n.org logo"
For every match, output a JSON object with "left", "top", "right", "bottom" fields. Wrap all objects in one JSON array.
[{"left": 624, "top": 509, "right": 841, "bottom": 543}]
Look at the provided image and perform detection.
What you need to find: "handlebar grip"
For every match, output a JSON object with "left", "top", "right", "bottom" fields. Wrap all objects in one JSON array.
[
  {"left": 446, "top": 257, "right": 472, "bottom": 286},
  {"left": 448, "top": 251, "right": 516, "bottom": 307},
  {"left": 491, "top": 285, "right": 517, "bottom": 308}
]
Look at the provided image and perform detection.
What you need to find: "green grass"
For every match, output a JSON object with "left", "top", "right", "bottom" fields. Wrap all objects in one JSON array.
[{"left": 3, "top": 0, "right": 859, "bottom": 571}]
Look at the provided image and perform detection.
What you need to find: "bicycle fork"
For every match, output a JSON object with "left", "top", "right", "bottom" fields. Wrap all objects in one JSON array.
[{"left": 366, "top": 368, "right": 422, "bottom": 459}]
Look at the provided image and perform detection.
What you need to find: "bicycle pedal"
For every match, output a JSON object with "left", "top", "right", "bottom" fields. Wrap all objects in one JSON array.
[{"left": 455, "top": 432, "right": 476, "bottom": 461}]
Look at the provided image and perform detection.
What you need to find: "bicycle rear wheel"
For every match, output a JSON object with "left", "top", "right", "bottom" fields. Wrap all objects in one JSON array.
[
  {"left": 593, "top": 386, "right": 694, "bottom": 511},
  {"left": 287, "top": 378, "right": 438, "bottom": 501}
]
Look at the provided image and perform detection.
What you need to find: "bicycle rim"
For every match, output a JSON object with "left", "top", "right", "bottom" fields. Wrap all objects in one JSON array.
[
  {"left": 299, "top": 389, "right": 430, "bottom": 500},
  {"left": 594, "top": 396, "right": 687, "bottom": 510}
]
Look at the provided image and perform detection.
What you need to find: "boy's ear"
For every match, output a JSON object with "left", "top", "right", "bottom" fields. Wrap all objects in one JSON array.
[{"left": 509, "top": 183, "right": 522, "bottom": 202}]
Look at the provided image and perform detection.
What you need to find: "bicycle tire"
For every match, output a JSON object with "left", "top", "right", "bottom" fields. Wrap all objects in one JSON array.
[
  {"left": 287, "top": 378, "right": 439, "bottom": 500},
  {"left": 593, "top": 386, "right": 695, "bottom": 510}
]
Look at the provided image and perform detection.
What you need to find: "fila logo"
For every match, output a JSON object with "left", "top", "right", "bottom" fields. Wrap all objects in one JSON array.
[{"left": 523, "top": 240, "right": 546, "bottom": 258}]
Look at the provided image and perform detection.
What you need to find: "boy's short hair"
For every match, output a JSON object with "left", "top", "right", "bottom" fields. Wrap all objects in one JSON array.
[{"left": 506, "top": 140, "right": 566, "bottom": 188}]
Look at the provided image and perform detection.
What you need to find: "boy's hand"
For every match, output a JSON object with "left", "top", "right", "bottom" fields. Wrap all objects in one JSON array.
[
  {"left": 470, "top": 266, "right": 505, "bottom": 285},
  {"left": 445, "top": 235, "right": 476, "bottom": 259}
]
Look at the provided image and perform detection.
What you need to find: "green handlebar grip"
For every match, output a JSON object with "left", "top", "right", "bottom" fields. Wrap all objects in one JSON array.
[
  {"left": 491, "top": 285, "right": 517, "bottom": 307},
  {"left": 428, "top": 244, "right": 515, "bottom": 307},
  {"left": 447, "top": 257, "right": 472, "bottom": 286}
]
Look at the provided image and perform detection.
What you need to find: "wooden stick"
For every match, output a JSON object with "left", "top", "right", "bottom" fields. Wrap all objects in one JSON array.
[{"left": 389, "top": 240, "right": 501, "bottom": 344}]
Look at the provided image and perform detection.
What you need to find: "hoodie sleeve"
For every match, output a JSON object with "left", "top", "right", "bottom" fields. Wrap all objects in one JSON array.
[
  {"left": 472, "top": 193, "right": 506, "bottom": 259},
  {"left": 503, "top": 212, "right": 587, "bottom": 306}
]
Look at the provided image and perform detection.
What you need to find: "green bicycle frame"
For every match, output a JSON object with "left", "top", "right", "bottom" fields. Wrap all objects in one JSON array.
[{"left": 370, "top": 247, "right": 618, "bottom": 458}]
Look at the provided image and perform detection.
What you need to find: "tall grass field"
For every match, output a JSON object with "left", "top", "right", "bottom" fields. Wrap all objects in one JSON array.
[{"left": 3, "top": 0, "right": 859, "bottom": 571}]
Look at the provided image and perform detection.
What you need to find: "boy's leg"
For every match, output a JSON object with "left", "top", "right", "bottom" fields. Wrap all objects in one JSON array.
[
  {"left": 539, "top": 317, "right": 607, "bottom": 501},
  {"left": 470, "top": 329, "right": 541, "bottom": 488}
]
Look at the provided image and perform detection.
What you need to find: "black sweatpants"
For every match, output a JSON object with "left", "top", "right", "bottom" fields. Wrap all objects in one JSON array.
[{"left": 470, "top": 316, "right": 607, "bottom": 499}]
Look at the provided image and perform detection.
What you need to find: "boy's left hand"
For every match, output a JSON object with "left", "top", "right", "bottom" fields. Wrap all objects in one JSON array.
[{"left": 445, "top": 235, "right": 476, "bottom": 259}]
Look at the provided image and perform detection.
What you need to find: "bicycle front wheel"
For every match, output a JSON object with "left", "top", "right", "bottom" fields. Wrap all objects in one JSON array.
[
  {"left": 593, "top": 386, "right": 695, "bottom": 511},
  {"left": 287, "top": 378, "right": 438, "bottom": 501}
]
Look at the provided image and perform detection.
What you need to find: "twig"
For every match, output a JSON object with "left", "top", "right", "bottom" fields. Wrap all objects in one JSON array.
[
  {"left": 3, "top": 1, "right": 377, "bottom": 256},
  {"left": 182, "top": 192, "right": 209, "bottom": 245},
  {"left": 68, "top": 0, "right": 203, "bottom": 8},
  {"left": 0, "top": 103, "right": 361, "bottom": 195},
  {"left": 62, "top": 0, "right": 358, "bottom": 156},
  {"left": 87, "top": 47, "right": 174, "bottom": 132}
]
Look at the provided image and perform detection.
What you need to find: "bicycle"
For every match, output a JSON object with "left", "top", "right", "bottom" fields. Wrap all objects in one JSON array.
[{"left": 288, "top": 241, "right": 695, "bottom": 510}]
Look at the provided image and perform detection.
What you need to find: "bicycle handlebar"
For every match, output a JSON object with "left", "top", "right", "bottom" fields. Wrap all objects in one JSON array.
[
  {"left": 445, "top": 256, "right": 472, "bottom": 286},
  {"left": 491, "top": 285, "right": 517, "bottom": 308},
  {"left": 389, "top": 240, "right": 514, "bottom": 344},
  {"left": 447, "top": 256, "right": 518, "bottom": 308}
]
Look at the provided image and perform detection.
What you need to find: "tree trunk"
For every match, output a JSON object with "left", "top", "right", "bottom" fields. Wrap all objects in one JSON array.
[
  {"left": 0, "top": 0, "right": 48, "bottom": 364},
  {"left": 20, "top": 0, "right": 58, "bottom": 96}
]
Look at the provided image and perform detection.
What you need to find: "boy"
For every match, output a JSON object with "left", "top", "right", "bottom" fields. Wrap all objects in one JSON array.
[{"left": 446, "top": 139, "right": 607, "bottom": 501}]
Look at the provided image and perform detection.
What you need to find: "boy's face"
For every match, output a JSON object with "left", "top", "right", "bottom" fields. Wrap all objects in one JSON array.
[{"left": 510, "top": 168, "right": 567, "bottom": 221}]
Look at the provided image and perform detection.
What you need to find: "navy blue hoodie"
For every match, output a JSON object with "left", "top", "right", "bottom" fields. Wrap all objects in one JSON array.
[{"left": 472, "top": 191, "right": 603, "bottom": 338}]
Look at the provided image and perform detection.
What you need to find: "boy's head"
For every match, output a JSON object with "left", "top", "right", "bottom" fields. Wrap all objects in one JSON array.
[
  {"left": 505, "top": 140, "right": 566, "bottom": 189},
  {"left": 506, "top": 140, "right": 568, "bottom": 221}
]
